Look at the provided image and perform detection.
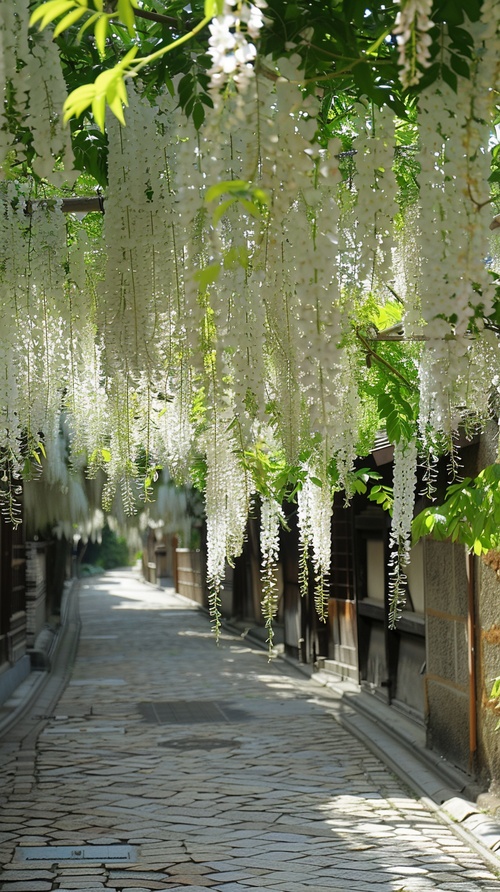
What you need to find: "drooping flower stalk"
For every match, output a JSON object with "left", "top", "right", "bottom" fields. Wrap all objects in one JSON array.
[
  {"left": 297, "top": 454, "right": 333, "bottom": 621},
  {"left": 388, "top": 438, "right": 418, "bottom": 626},
  {"left": 393, "top": 0, "right": 433, "bottom": 88},
  {"left": 260, "top": 495, "right": 284, "bottom": 651}
]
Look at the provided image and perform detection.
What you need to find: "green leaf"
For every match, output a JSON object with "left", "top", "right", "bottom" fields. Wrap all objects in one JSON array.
[
  {"left": 240, "top": 198, "right": 263, "bottom": 219},
  {"left": 385, "top": 410, "right": 401, "bottom": 444},
  {"left": 64, "top": 83, "right": 97, "bottom": 122},
  {"left": 101, "top": 448, "right": 111, "bottom": 462},
  {"left": 441, "top": 65, "right": 458, "bottom": 92},
  {"left": 378, "top": 391, "right": 393, "bottom": 417},
  {"left": 94, "top": 13, "right": 109, "bottom": 58},
  {"left": 52, "top": 6, "right": 87, "bottom": 36},
  {"left": 450, "top": 53, "right": 470, "bottom": 79},
  {"left": 192, "top": 100, "right": 205, "bottom": 131},
  {"left": 213, "top": 197, "right": 236, "bottom": 226},
  {"left": 117, "top": 0, "right": 136, "bottom": 35},
  {"left": 252, "top": 187, "right": 270, "bottom": 206},
  {"left": 195, "top": 263, "right": 220, "bottom": 288},
  {"left": 351, "top": 479, "right": 367, "bottom": 494},
  {"left": 92, "top": 92, "right": 106, "bottom": 131},
  {"left": 204, "top": 0, "right": 224, "bottom": 16},
  {"left": 352, "top": 62, "right": 375, "bottom": 98},
  {"left": 64, "top": 47, "right": 137, "bottom": 127},
  {"left": 77, "top": 9, "right": 100, "bottom": 38},
  {"left": 205, "top": 179, "right": 250, "bottom": 202},
  {"left": 30, "top": 0, "right": 77, "bottom": 29},
  {"left": 223, "top": 245, "right": 248, "bottom": 269}
]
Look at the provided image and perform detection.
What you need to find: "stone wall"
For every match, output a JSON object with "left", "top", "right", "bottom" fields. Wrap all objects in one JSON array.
[
  {"left": 476, "top": 424, "right": 500, "bottom": 792},
  {"left": 424, "top": 538, "right": 471, "bottom": 771}
]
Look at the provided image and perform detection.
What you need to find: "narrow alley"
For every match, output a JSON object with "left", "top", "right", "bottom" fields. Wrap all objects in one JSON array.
[{"left": 0, "top": 570, "right": 498, "bottom": 892}]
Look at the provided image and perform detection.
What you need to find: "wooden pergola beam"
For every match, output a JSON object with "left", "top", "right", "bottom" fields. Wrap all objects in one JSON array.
[
  {"left": 62, "top": 195, "right": 104, "bottom": 214},
  {"left": 61, "top": 196, "right": 105, "bottom": 214},
  {"left": 29, "top": 197, "right": 500, "bottom": 240},
  {"left": 23, "top": 196, "right": 105, "bottom": 215}
]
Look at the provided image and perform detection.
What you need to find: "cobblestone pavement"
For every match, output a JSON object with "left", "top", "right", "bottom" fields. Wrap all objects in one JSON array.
[{"left": 1, "top": 570, "right": 499, "bottom": 892}]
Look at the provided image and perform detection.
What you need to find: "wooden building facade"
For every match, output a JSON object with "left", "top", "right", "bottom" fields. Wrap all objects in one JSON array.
[
  {"left": 162, "top": 436, "right": 498, "bottom": 792},
  {"left": 0, "top": 513, "right": 29, "bottom": 704}
]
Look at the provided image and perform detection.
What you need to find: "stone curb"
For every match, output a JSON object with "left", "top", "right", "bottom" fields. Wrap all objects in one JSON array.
[
  {"left": 440, "top": 796, "right": 500, "bottom": 857},
  {"left": 167, "top": 586, "right": 500, "bottom": 872},
  {"left": 0, "top": 578, "right": 81, "bottom": 740}
]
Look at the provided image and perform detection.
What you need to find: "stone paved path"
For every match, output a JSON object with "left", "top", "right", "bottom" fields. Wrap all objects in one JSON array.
[{"left": 0, "top": 570, "right": 499, "bottom": 892}]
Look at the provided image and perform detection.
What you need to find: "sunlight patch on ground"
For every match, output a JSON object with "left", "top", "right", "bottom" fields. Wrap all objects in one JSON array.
[{"left": 177, "top": 629, "right": 235, "bottom": 640}]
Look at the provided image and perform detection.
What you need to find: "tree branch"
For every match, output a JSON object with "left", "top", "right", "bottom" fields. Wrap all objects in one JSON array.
[
  {"left": 356, "top": 329, "right": 415, "bottom": 388},
  {"left": 133, "top": 8, "right": 179, "bottom": 28}
]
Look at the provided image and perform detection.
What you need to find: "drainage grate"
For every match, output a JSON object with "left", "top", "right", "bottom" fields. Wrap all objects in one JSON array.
[
  {"left": 17, "top": 845, "right": 136, "bottom": 864},
  {"left": 137, "top": 700, "right": 250, "bottom": 725},
  {"left": 158, "top": 736, "right": 241, "bottom": 749}
]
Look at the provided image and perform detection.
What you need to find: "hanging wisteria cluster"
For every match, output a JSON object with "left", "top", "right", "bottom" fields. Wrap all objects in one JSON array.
[
  {"left": 1, "top": 0, "right": 500, "bottom": 634},
  {"left": 0, "top": 0, "right": 74, "bottom": 182}
]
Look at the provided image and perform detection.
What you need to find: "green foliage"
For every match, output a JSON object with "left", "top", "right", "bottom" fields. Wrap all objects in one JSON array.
[
  {"left": 30, "top": 0, "right": 493, "bottom": 146},
  {"left": 33, "top": 0, "right": 216, "bottom": 128},
  {"left": 27, "top": 0, "right": 500, "bottom": 203},
  {"left": 206, "top": 181, "right": 270, "bottom": 226},
  {"left": 63, "top": 46, "right": 139, "bottom": 129},
  {"left": 84, "top": 523, "right": 131, "bottom": 569},
  {"left": 488, "top": 677, "right": 500, "bottom": 731},
  {"left": 412, "top": 463, "right": 500, "bottom": 555},
  {"left": 378, "top": 392, "right": 416, "bottom": 445},
  {"left": 368, "top": 484, "right": 394, "bottom": 514}
]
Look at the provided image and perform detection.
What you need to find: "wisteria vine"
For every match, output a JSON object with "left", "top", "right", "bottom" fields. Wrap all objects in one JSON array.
[{"left": 0, "top": 0, "right": 500, "bottom": 638}]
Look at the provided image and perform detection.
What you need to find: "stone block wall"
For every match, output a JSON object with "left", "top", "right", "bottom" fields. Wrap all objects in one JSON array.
[
  {"left": 424, "top": 538, "right": 471, "bottom": 771},
  {"left": 476, "top": 560, "right": 500, "bottom": 792},
  {"left": 475, "top": 424, "right": 500, "bottom": 792}
]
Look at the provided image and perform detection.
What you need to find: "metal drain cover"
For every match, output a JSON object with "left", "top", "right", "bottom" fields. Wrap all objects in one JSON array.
[
  {"left": 17, "top": 845, "right": 136, "bottom": 863},
  {"left": 137, "top": 700, "right": 250, "bottom": 724},
  {"left": 158, "top": 736, "right": 241, "bottom": 749}
]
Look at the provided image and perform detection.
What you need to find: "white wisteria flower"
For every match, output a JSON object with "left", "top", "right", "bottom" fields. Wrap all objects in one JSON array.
[
  {"left": 393, "top": 0, "right": 433, "bottom": 87},
  {"left": 207, "top": 0, "right": 266, "bottom": 92}
]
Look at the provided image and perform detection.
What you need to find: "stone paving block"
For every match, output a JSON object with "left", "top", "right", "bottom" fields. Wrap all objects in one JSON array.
[
  {"left": 164, "top": 867, "right": 207, "bottom": 877},
  {"left": 108, "top": 883, "right": 170, "bottom": 890},
  {"left": 437, "top": 886, "right": 492, "bottom": 892},
  {"left": 57, "top": 888, "right": 115, "bottom": 892},
  {"left": 159, "top": 887, "right": 215, "bottom": 892},
  {"left": 265, "top": 885, "right": 347, "bottom": 892},
  {"left": 57, "top": 869, "right": 107, "bottom": 876},
  {"left": 49, "top": 882, "right": 107, "bottom": 889},
  {"left": 0, "top": 883, "right": 53, "bottom": 891},
  {"left": 463, "top": 870, "right": 500, "bottom": 879},
  {"left": 208, "top": 885, "right": 262, "bottom": 892}
]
